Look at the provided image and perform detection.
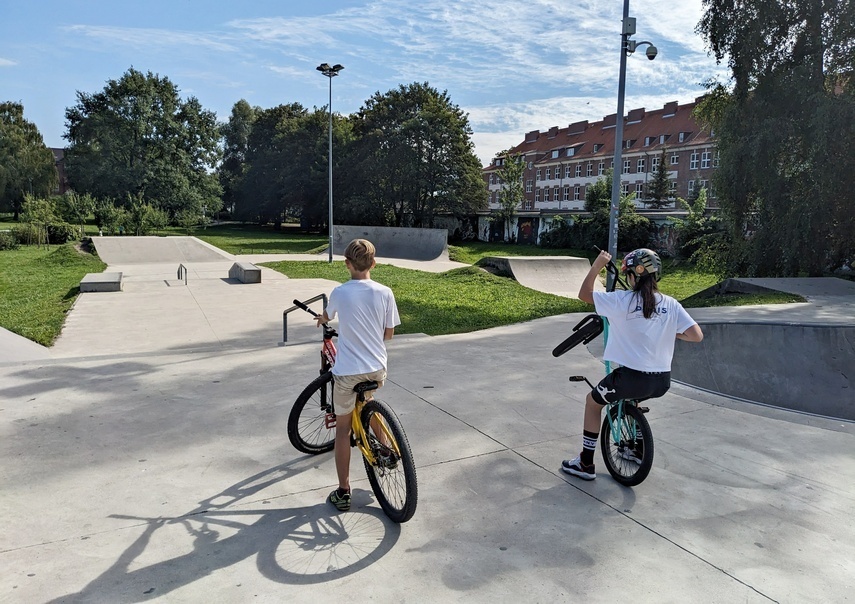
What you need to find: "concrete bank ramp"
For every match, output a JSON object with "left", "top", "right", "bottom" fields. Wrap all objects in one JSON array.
[
  {"left": 673, "top": 322, "right": 854, "bottom": 420},
  {"left": 333, "top": 225, "right": 448, "bottom": 261},
  {"left": 477, "top": 255, "right": 602, "bottom": 298},
  {"left": 91, "top": 236, "right": 232, "bottom": 265}
]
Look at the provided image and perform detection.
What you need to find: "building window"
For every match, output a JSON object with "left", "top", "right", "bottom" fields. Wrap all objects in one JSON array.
[
  {"left": 593, "top": 143, "right": 602, "bottom": 153},
  {"left": 536, "top": 169, "right": 541, "bottom": 181},
  {"left": 679, "top": 132, "right": 687, "bottom": 142},
  {"left": 700, "top": 179, "right": 708, "bottom": 192},
  {"left": 489, "top": 174, "right": 494, "bottom": 185},
  {"left": 623, "top": 159, "right": 631, "bottom": 174},
  {"left": 671, "top": 153, "right": 679, "bottom": 165},
  {"left": 565, "top": 165, "right": 572, "bottom": 178},
  {"left": 528, "top": 161, "right": 533, "bottom": 169},
  {"left": 567, "top": 147, "right": 575, "bottom": 157},
  {"left": 553, "top": 186, "right": 559, "bottom": 201},
  {"left": 701, "top": 151, "right": 711, "bottom": 169},
  {"left": 551, "top": 150, "right": 559, "bottom": 159},
  {"left": 652, "top": 156, "right": 660, "bottom": 169},
  {"left": 598, "top": 162, "right": 604, "bottom": 176},
  {"left": 690, "top": 152, "right": 699, "bottom": 170},
  {"left": 586, "top": 163, "right": 593, "bottom": 177},
  {"left": 644, "top": 136, "right": 652, "bottom": 146},
  {"left": 575, "top": 164, "right": 582, "bottom": 177},
  {"left": 659, "top": 134, "right": 668, "bottom": 144},
  {"left": 535, "top": 188, "right": 541, "bottom": 202},
  {"left": 636, "top": 183, "right": 644, "bottom": 197},
  {"left": 545, "top": 167, "right": 551, "bottom": 180},
  {"left": 669, "top": 180, "right": 677, "bottom": 194},
  {"left": 574, "top": 185, "right": 581, "bottom": 200},
  {"left": 544, "top": 187, "right": 551, "bottom": 202},
  {"left": 713, "top": 151, "right": 720, "bottom": 168},
  {"left": 563, "top": 186, "right": 570, "bottom": 201},
  {"left": 525, "top": 179, "right": 532, "bottom": 193},
  {"left": 688, "top": 180, "right": 696, "bottom": 196},
  {"left": 637, "top": 158, "right": 646, "bottom": 173},
  {"left": 621, "top": 183, "right": 630, "bottom": 196}
]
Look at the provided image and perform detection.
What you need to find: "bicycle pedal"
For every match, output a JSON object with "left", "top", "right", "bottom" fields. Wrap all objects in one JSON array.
[{"left": 324, "top": 413, "right": 337, "bottom": 429}]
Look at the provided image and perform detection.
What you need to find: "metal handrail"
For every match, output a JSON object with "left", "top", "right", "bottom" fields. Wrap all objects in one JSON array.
[
  {"left": 280, "top": 293, "right": 328, "bottom": 345},
  {"left": 177, "top": 264, "right": 188, "bottom": 285}
]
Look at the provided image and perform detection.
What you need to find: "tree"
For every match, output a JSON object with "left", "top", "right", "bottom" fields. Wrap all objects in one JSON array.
[
  {"left": 697, "top": 1, "right": 855, "bottom": 276},
  {"left": 347, "top": 82, "right": 487, "bottom": 227},
  {"left": 219, "top": 100, "right": 259, "bottom": 217},
  {"left": 64, "top": 68, "right": 223, "bottom": 221},
  {"left": 496, "top": 151, "right": 525, "bottom": 241},
  {"left": 647, "top": 148, "right": 671, "bottom": 208},
  {"left": 58, "top": 191, "right": 95, "bottom": 235},
  {"left": 0, "top": 102, "right": 58, "bottom": 220}
]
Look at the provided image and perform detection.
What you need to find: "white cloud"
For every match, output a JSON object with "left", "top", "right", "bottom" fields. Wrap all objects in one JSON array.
[
  {"left": 63, "top": 25, "right": 238, "bottom": 53},
  {"left": 0, "top": 58, "right": 17, "bottom": 67}
]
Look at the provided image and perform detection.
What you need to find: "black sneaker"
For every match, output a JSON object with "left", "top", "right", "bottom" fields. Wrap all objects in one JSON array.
[
  {"left": 561, "top": 455, "right": 596, "bottom": 480},
  {"left": 328, "top": 488, "right": 351, "bottom": 511}
]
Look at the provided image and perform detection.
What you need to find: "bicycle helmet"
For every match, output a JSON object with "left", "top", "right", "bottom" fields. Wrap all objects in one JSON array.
[{"left": 621, "top": 248, "right": 662, "bottom": 281}]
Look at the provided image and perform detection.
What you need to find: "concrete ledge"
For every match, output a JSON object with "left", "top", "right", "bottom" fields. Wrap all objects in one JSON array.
[
  {"left": 80, "top": 272, "right": 123, "bottom": 292},
  {"left": 229, "top": 262, "right": 261, "bottom": 284}
]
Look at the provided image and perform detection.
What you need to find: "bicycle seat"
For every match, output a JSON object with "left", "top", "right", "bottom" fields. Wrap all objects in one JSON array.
[{"left": 353, "top": 381, "right": 379, "bottom": 394}]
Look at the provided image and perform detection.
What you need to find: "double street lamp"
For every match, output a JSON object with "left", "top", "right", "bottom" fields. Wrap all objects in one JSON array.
[
  {"left": 607, "top": 1, "right": 657, "bottom": 288},
  {"left": 316, "top": 62, "right": 344, "bottom": 263}
]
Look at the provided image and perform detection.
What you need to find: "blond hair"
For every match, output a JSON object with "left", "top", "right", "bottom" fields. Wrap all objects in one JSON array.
[{"left": 344, "top": 238, "right": 376, "bottom": 271}]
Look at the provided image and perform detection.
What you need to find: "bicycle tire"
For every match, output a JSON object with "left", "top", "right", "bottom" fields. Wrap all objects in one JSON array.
[
  {"left": 600, "top": 403, "right": 654, "bottom": 486},
  {"left": 360, "top": 399, "right": 418, "bottom": 523},
  {"left": 287, "top": 371, "right": 335, "bottom": 454}
]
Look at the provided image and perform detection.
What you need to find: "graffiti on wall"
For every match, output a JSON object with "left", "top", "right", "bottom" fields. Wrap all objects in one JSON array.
[{"left": 649, "top": 219, "right": 678, "bottom": 256}]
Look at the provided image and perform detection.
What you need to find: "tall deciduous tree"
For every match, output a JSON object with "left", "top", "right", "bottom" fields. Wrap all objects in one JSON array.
[
  {"left": 64, "top": 68, "right": 222, "bottom": 220},
  {"left": 347, "top": 82, "right": 486, "bottom": 227},
  {"left": 697, "top": 0, "right": 855, "bottom": 276},
  {"left": 219, "top": 100, "right": 259, "bottom": 217},
  {"left": 496, "top": 151, "right": 525, "bottom": 241},
  {"left": 0, "top": 102, "right": 57, "bottom": 220}
]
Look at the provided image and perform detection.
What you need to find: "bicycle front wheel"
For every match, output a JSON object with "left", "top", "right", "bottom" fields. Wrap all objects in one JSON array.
[
  {"left": 287, "top": 371, "right": 335, "bottom": 454},
  {"left": 360, "top": 399, "right": 418, "bottom": 523},
  {"left": 600, "top": 403, "right": 654, "bottom": 487}
]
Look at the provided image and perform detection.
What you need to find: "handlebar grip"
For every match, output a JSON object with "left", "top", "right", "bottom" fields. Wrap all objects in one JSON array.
[{"left": 292, "top": 299, "right": 319, "bottom": 317}]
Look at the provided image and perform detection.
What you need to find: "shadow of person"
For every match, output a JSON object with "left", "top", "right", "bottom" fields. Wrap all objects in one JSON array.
[{"left": 49, "top": 463, "right": 401, "bottom": 602}]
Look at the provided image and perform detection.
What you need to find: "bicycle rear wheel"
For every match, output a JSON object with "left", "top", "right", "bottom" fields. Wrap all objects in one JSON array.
[
  {"left": 287, "top": 371, "right": 335, "bottom": 454},
  {"left": 600, "top": 403, "right": 654, "bottom": 486},
  {"left": 360, "top": 399, "right": 418, "bottom": 523}
]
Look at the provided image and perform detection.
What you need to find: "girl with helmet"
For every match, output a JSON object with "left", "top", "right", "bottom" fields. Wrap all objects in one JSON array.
[{"left": 562, "top": 248, "right": 704, "bottom": 481}]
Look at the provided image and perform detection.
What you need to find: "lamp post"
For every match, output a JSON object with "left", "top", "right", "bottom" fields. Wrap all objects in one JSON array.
[
  {"left": 317, "top": 62, "right": 344, "bottom": 263},
  {"left": 607, "top": 1, "right": 657, "bottom": 288}
]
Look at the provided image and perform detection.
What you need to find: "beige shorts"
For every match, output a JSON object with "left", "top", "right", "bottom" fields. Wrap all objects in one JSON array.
[{"left": 332, "top": 369, "right": 387, "bottom": 416}]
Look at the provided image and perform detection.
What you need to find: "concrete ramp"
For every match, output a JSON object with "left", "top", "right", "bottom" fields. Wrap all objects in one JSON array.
[
  {"left": 477, "top": 256, "right": 602, "bottom": 298},
  {"left": 91, "top": 236, "right": 232, "bottom": 265},
  {"left": 673, "top": 322, "right": 854, "bottom": 420},
  {"left": 333, "top": 225, "right": 448, "bottom": 261}
]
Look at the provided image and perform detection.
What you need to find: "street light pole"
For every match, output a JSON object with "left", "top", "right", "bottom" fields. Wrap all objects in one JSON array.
[
  {"left": 317, "top": 63, "right": 344, "bottom": 263},
  {"left": 607, "top": 1, "right": 657, "bottom": 288}
]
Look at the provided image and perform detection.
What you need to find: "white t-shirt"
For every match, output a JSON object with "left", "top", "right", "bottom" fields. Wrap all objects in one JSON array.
[
  {"left": 326, "top": 278, "right": 400, "bottom": 376},
  {"left": 593, "top": 290, "right": 696, "bottom": 372}
]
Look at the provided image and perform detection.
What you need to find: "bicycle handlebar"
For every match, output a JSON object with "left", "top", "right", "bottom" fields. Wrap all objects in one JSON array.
[
  {"left": 593, "top": 246, "right": 628, "bottom": 292},
  {"left": 292, "top": 298, "right": 319, "bottom": 318}
]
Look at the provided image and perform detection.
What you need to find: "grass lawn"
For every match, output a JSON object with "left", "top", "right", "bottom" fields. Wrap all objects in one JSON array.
[
  {"left": 261, "top": 260, "right": 589, "bottom": 336},
  {"left": 195, "top": 223, "right": 327, "bottom": 255},
  {"left": 448, "top": 241, "right": 593, "bottom": 264},
  {"left": 0, "top": 244, "right": 105, "bottom": 345}
]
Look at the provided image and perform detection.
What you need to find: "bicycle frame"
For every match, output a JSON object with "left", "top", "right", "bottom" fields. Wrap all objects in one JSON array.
[{"left": 293, "top": 298, "right": 399, "bottom": 467}]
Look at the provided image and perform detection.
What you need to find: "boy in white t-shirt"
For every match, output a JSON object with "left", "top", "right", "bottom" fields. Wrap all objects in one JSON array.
[
  {"left": 314, "top": 239, "right": 401, "bottom": 510},
  {"left": 562, "top": 248, "right": 704, "bottom": 481}
]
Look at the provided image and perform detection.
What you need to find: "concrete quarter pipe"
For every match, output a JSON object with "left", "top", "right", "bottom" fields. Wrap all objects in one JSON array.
[{"left": 476, "top": 256, "right": 603, "bottom": 298}]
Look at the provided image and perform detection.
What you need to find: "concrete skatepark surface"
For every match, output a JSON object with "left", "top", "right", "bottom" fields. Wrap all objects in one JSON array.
[
  {"left": 333, "top": 225, "right": 449, "bottom": 261},
  {"left": 1, "top": 237, "right": 854, "bottom": 603}
]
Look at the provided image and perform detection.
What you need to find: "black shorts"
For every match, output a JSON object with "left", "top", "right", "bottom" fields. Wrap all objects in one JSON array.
[{"left": 590, "top": 366, "right": 671, "bottom": 405}]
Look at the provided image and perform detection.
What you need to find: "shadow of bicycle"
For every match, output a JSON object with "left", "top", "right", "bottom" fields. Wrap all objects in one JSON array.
[{"left": 50, "top": 461, "right": 401, "bottom": 602}]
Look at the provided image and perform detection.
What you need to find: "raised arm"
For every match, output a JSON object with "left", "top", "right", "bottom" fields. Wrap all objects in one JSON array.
[{"left": 578, "top": 250, "right": 611, "bottom": 304}]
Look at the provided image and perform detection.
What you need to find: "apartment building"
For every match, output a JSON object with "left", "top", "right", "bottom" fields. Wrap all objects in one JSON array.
[{"left": 481, "top": 99, "right": 718, "bottom": 242}]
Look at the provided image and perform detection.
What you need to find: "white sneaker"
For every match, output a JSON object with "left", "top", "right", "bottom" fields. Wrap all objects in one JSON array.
[
  {"left": 620, "top": 448, "right": 642, "bottom": 464},
  {"left": 561, "top": 455, "right": 596, "bottom": 480}
]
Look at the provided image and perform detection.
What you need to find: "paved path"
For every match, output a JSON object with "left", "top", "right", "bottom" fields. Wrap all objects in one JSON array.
[{"left": 1, "top": 239, "right": 853, "bottom": 603}]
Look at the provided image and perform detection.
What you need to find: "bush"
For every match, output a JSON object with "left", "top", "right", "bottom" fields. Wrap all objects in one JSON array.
[
  {"left": 12, "top": 223, "right": 45, "bottom": 245},
  {"left": 0, "top": 231, "right": 18, "bottom": 250},
  {"left": 46, "top": 222, "right": 82, "bottom": 244}
]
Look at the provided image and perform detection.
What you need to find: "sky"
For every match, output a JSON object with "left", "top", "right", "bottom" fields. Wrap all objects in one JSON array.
[{"left": 1, "top": 0, "right": 728, "bottom": 167}]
